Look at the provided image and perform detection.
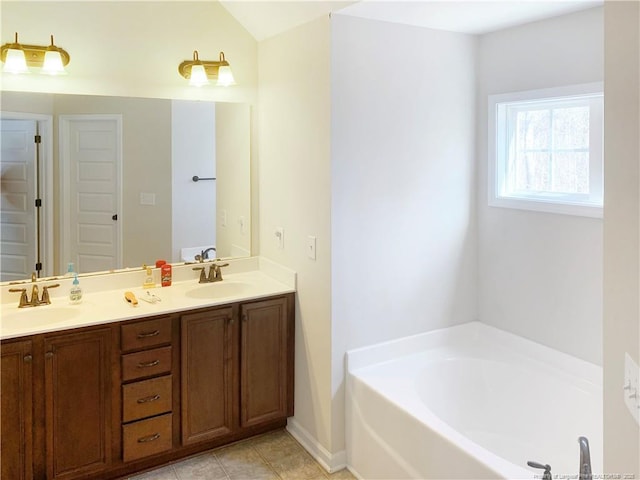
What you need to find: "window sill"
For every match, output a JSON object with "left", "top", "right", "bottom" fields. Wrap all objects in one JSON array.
[{"left": 489, "top": 195, "right": 603, "bottom": 218}]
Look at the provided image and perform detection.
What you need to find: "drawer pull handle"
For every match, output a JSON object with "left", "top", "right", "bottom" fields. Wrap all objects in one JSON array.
[
  {"left": 137, "top": 360, "right": 160, "bottom": 368},
  {"left": 137, "top": 394, "right": 161, "bottom": 404},
  {"left": 137, "top": 433, "right": 160, "bottom": 443},
  {"left": 137, "top": 330, "right": 160, "bottom": 339}
]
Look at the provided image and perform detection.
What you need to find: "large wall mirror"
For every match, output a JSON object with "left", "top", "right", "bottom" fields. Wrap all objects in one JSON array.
[{"left": 0, "top": 91, "right": 251, "bottom": 282}]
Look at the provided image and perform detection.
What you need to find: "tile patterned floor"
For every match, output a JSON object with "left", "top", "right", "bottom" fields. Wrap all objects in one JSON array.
[{"left": 128, "top": 429, "right": 356, "bottom": 480}]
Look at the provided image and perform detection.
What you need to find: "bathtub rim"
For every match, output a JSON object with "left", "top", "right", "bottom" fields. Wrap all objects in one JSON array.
[{"left": 345, "top": 320, "right": 603, "bottom": 479}]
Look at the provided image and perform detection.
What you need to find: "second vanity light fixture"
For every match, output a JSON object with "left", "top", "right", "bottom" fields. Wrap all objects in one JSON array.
[
  {"left": 178, "top": 50, "right": 236, "bottom": 87},
  {"left": 1, "top": 32, "right": 70, "bottom": 75}
]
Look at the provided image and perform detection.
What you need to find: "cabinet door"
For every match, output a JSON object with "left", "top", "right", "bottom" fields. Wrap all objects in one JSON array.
[
  {"left": 240, "top": 296, "right": 293, "bottom": 427},
  {"left": 181, "top": 306, "right": 237, "bottom": 445},
  {"left": 44, "top": 328, "right": 112, "bottom": 480},
  {"left": 1, "top": 339, "right": 33, "bottom": 480}
]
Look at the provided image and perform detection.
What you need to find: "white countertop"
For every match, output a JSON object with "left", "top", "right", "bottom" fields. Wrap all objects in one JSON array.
[{"left": 0, "top": 257, "right": 296, "bottom": 340}]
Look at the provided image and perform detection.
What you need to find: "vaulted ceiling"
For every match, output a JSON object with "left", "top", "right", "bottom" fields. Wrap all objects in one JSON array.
[{"left": 219, "top": 0, "right": 602, "bottom": 41}]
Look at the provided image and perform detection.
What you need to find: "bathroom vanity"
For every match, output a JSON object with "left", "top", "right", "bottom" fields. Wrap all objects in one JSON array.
[{"left": 0, "top": 259, "right": 295, "bottom": 480}]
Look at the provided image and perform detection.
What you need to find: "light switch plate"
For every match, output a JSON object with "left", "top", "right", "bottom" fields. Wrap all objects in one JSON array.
[
  {"left": 307, "top": 236, "right": 316, "bottom": 260},
  {"left": 221, "top": 210, "right": 227, "bottom": 227},
  {"left": 239, "top": 216, "right": 246, "bottom": 234},
  {"left": 624, "top": 352, "right": 640, "bottom": 425},
  {"left": 139, "top": 192, "right": 156, "bottom": 206}
]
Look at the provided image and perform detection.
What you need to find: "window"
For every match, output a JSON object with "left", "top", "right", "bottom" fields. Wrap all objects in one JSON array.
[{"left": 488, "top": 83, "right": 603, "bottom": 217}]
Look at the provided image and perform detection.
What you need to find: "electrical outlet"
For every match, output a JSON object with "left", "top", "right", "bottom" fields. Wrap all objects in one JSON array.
[
  {"left": 624, "top": 352, "right": 640, "bottom": 425},
  {"left": 275, "top": 227, "right": 284, "bottom": 249}
]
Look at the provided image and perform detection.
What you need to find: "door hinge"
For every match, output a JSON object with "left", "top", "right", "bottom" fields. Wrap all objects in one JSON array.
[
  {"left": 35, "top": 198, "right": 42, "bottom": 208},
  {"left": 34, "top": 134, "right": 42, "bottom": 144},
  {"left": 35, "top": 262, "right": 42, "bottom": 272}
]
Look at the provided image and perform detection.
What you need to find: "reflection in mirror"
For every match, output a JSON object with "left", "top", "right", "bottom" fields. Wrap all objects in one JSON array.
[{"left": 0, "top": 92, "right": 251, "bottom": 282}]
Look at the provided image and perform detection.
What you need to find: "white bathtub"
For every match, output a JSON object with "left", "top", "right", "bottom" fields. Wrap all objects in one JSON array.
[{"left": 345, "top": 321, "right": 602, "bottom": 479}]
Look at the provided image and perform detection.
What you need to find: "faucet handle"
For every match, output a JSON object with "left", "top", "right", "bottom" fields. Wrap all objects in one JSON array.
[
  {"left": 41, "top": 283, "right": 60, "bottom": 305},
  {"left": 9, "top": 288, "right": 29, "bottom": 308},
  {"left": 192, "top": 266, "right": 207, "bottom": 283},
  {"left": 209, "top": 263, "right": 229, "bottom": 282},
  {"left": 527, "top": 461, "right": 552, "bottom": 480}
]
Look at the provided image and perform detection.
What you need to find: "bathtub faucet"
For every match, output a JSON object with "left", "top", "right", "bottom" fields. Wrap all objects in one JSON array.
[
  {"left": 578, "top": 436, "right": 592, "bottom": 480},
  {"left": 527, "top": 461, "right": 552, "bottom": 480}
]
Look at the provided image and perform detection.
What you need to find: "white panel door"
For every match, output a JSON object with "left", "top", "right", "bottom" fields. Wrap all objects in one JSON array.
[
  {"left": 60, "top": 116, "right": 121, "bottom": 274},
  {"left": 0, "top": 119, "right": 37, "bottom": 281}
]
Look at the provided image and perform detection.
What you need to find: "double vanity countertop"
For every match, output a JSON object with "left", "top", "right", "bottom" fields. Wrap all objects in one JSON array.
[{"left": 0, "top": 257, "right": 296, "bottom": 340}]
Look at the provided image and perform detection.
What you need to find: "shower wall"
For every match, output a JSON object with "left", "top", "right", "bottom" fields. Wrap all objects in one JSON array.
[{"left": 476, "top": 7, "right": 604, "bottom": 365}]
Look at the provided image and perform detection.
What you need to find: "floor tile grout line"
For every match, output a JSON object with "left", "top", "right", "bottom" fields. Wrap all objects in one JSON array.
[
  {"left": 250, "top": 441, "right": 285, "bottom": 479},
  {"left": 253, "top": 432, "right": 331, "bottom": 480},
  {"left": 212, "top": 450, "right": 233, "bottom": 480}
]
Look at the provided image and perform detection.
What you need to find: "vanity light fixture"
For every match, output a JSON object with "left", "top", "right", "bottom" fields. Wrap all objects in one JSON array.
[
  {"left": 1, "top": 32, "right": 70, "bottom": 75},
  {"left": 178, "top": 50, "right": 236, "bottom": 87}
]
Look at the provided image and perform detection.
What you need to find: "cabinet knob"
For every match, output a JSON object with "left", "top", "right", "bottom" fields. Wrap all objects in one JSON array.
[
  {"left": 23, "top": 354, "right": 32, "bottom": 362},
  {"left": 45, "top": 351, "right": 54, "bottom": 359}
]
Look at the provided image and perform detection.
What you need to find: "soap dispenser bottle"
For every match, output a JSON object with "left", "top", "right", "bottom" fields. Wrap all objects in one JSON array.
[
  {"left": 69, "top": 274, "right": 83, "bottom": 304},
  {"left": 65, "top": 262, "right": 75, "bottom": 277}
]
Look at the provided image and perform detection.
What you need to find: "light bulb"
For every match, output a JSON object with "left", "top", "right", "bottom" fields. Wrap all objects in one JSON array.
[
  {"left": 42, "top": 50, "right": 66, "bottom": 75},
  {"left": 189, "top": 64, "right": 209, "bottom": 87},
  {"left": 216, "top": 65, "right": 235, "bottom": 87},
  {"left": 3, "top": 47, "right": 29, "bottom": 74}
]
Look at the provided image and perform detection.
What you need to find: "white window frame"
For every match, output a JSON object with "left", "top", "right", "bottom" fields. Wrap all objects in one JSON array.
[{"left": 488, "top": 83, "right": 604, "bottom": 218}]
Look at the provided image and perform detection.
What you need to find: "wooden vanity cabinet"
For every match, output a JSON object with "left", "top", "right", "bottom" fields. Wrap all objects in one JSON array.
[
  {"left": 119, "top": 316, "right": 174, "bottom": 463},
  {"left": 180, "top": 294, "right": 294, "bottom": 446},
  {"left": 240, "top": 296, "right": 294, "bottom": 427},
  {"left": 44, "top": 327, "right": 113, "bottom": 480},
  {"left": 0, "top": 339, "right": 33, "bottom": 480},
  {"left": 0, "top": 292, "right": 294, "bottom": 480},
  {"left": 1, "top": 326, "right": 114, "bottom": 480},
  {"left": 180, "top": 305, "right": 238, "bottom": 445}
]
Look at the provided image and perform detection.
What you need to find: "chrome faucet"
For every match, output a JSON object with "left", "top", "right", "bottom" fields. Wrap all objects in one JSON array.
[
  {"left": 578, "top": 436, "right": 592, "bottom": 480},
  {"left": 192, "top": 262, "right": 229, "bottom": 283},
  {"left": 8, "top": 272, "right": 60, "bottom": 308}
]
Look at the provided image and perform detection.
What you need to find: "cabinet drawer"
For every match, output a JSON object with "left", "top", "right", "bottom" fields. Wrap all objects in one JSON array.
[
  {"left": 123, "top": 375, "right": 172, "bottom": 423},
  {"left": 122, "top": 346, "right": 171, "bottom": 382},
  {"left": 122, "top": 413, "right": 172, "bottom": 462},
  {"left": 121, "top": 317, "right": 172, "bottom": 352}
]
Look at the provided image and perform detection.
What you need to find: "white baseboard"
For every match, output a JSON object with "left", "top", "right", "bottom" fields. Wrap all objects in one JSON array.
[{"left": 286, "top": 418, "right": 347, "bottom": 474}]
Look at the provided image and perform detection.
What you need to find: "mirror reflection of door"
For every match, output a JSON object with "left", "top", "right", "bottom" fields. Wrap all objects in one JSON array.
[
  {"left": 59, "top": 115, "right": 122, "bottom": 274},
  {"left": 0, "top": 115, "right": 53, "bottom": 281},
  {"left": 1, "top": 119, "right": 37, "bottom": 281}
]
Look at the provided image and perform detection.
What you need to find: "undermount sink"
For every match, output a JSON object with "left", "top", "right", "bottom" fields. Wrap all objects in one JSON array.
[
  {"left": 184, "top": 281, "right": 253, "bottom": 300},
  {"left": 1, "top": 304, "right": 83, "bottom": 331}
]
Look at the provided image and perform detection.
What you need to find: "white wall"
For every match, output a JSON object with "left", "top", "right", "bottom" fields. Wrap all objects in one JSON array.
[
  {"left": 171, "top": 100, "right": 216, "bottom": 262},
  {"left": 257, "top": 15, "right": 334, "bottom": 465},
  {"left": 331, "top": 14, "right": 477, "bottom": 458},
  {"left": 215, "top": 103, "right": 251, "bottom": 258},
  {"left": 603, "top": 2, "right": 640, "bottom": 474},
  {"left": 477, "top": 7, "right": 604, "bottom": 365},
  {"left": 0, "top": 2, "right": 258, "bottom": 103}
]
